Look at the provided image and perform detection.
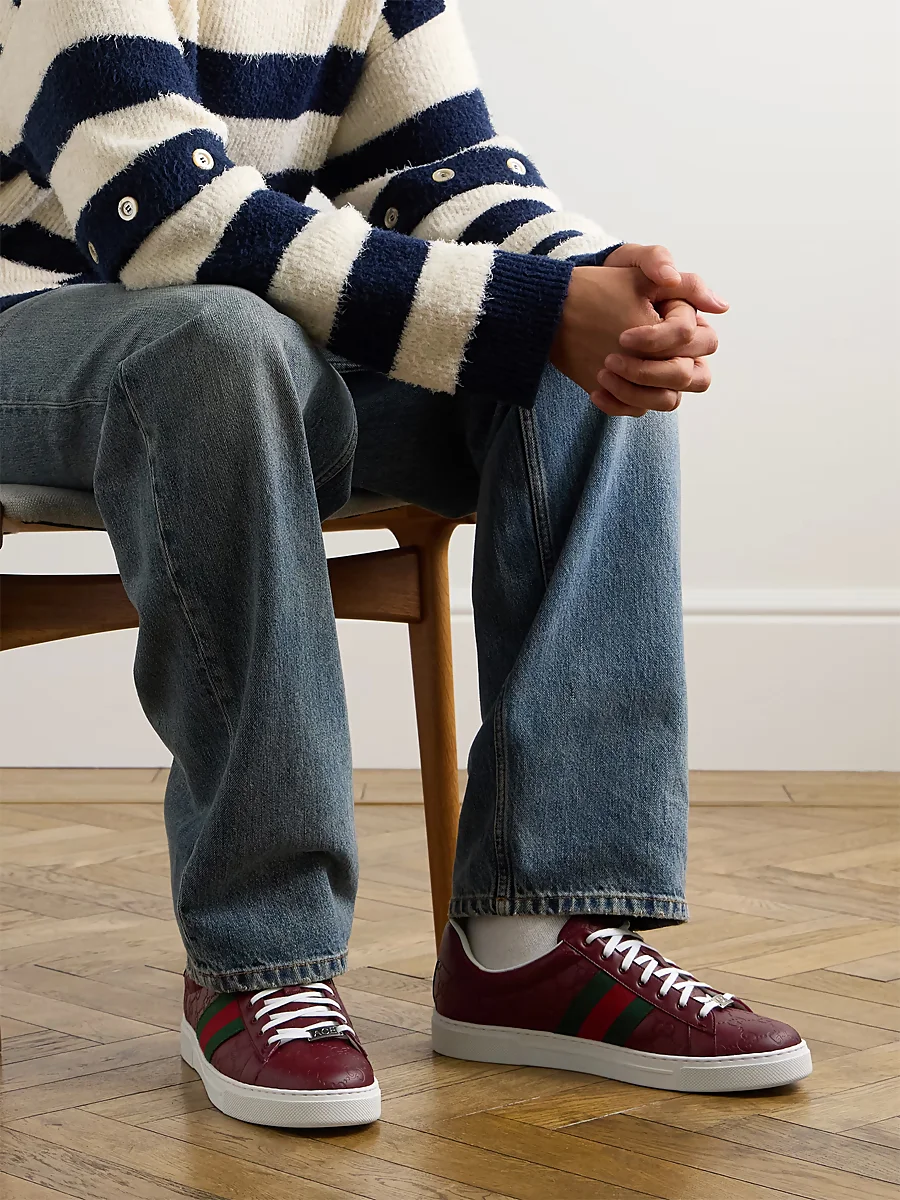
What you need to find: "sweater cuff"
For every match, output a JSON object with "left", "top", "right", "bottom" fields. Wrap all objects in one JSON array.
[
  {"left": 566, "top": 241, "right": 625, "bottom": 268},
  {"left": 458, "top": 250, "right": 574, "bottom": 407}
]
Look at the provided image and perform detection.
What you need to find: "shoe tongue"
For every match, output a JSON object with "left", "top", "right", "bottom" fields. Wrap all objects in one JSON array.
[
  {"left": 271, "top": 980, "right": 335, "bottom": 999},
  {"left": 559, "top": 917, "right": 630, "bottom": 944},
  {"left": 259, "top": 983, "right": 360, "bottom": 1043},
  {"left": 260, "top": 982, "right": 340, "bottom": 1022}
]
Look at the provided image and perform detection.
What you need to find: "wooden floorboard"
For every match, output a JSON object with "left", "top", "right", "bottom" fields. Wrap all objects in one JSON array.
[{"left": 1, "top": 769, "right": 898, "bottom": 1198}]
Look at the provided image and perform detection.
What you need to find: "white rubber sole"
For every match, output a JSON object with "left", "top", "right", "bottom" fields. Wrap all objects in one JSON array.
[
  {"left": 180, "top": 1017, "right": 381, "bottom": 1127},
  {"left": 432, "top": 1012, "right": 812, "bottom": 1093}
]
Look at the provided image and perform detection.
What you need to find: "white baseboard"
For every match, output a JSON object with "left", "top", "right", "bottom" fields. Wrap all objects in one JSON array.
[
  {"left": 452, "top": 586, "right": 900, "bottom": 620},
  {"left": 1, "top": 590, "right": 897, "bottom": 770}
]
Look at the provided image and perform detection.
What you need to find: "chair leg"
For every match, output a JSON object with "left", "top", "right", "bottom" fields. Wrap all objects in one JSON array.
[{"left": 387, "top": 512, "right": 462, "bottom": 949}]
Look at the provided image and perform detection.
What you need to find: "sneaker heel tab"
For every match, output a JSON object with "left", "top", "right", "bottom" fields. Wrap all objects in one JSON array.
[
  {"left": 443, "top": 918, "right": 487, "bottom": 971},
  {"left": 446, "top": 917, "right": 469, "bottom": 951}
]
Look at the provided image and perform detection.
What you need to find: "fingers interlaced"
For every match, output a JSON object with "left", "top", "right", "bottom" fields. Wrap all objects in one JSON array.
[
  {"left": 596, "top": 370, "right": 681, "bottom": 414},
  {"left": 590, "top": 386, "right": 650, "bottom": 419},
  {"left": 647, "top": 272, "right": 730, "bottom": 314},
  {"left": 621, "top": 299, "right": 696, "bottom": 354},
  {"left": 599, "top": 269, "right": 723, "bottom": 416},
  {"left": 603, "top": 355, "right": 712, "bottom": 394},
  {"left": 619, "top": 309, "right": 718, "bottom": 361}
]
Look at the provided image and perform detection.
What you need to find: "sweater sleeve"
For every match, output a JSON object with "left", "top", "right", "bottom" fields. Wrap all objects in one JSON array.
[
  {"left": 0, "top": 0, "right": 576, "bottom": 405},
  {"left": 320, "top": 0, "right": 622, "bottom": 267}
]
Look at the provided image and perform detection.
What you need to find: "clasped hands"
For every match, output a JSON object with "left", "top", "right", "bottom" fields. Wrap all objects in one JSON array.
[{"left": 551, "top": 243, "right": 728, "bottom": 417}]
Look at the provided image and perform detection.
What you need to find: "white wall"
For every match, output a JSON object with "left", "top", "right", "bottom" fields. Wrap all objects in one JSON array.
[{"left": 2, "top": 0, "right": 898, "bottom": 768}]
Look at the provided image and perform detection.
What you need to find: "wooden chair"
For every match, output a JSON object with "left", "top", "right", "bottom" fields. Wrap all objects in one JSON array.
[{"left": 0, "top": 484, "right": 471, "bottom": 949}]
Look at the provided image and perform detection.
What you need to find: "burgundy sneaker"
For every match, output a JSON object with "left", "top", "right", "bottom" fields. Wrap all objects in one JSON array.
[
  {"left": 181, "top": 975, "right": 380, "bottom": 1126},
  {"left": 432, "top": 919, "right": 812, "bottom": 1092}
]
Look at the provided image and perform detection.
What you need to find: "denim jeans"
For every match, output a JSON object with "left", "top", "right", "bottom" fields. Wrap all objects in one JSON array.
[{"left": 0, "top": 282, "right": 689, "bottom": 991}]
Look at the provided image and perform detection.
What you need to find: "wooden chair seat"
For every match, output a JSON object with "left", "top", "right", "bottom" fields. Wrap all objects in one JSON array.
[{"left": 0, "top": 483, "right": 470, "bottom": 949}]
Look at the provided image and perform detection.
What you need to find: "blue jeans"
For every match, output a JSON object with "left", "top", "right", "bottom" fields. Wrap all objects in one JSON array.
[{"left": 0, "top": 282, "right": 688, "bottom": 991}]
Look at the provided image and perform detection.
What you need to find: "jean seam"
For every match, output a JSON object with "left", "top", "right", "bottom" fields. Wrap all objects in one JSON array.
[
  {"left": 449, "top": 894, "right": 690, "bottom": 923},
  {"left": 451, "top": 891, "right": 688, "bottom": 902},
  {"left": 189, "top": 950, "right": 347, "bottom": 973},
  {"left": 491, "top": 682, "right": 513, "bottom": 912},
  {"left": 186, "top": 951, "right": 349, "bottom": 989},
  {"left": 267, "top": 337, "right": 358, "bottom": 494},
  {"left": 114, "top": 362, "right": 236, "bottom": 749},
  {"left": 113, "top": 361, "right": 238, "bottom": 975},
  {"left": 312, "top": 425, "right": 357, "bottom": 492},
  {"left": 518, "top": 406, "right": 555, "bottom": 585},
  {"left": 0, "top": 399, "right": 108, "bottom": 408}
]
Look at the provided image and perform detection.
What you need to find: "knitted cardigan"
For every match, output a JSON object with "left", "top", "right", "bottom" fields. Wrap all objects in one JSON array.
[{"left": 0, "top": 0, "right": 618, "bottom": 404}]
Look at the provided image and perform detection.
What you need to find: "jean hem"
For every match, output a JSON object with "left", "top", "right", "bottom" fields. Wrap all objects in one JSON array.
[
  {"left": 448, "top": 892, "right": 689, "bottom": 930},
  {"left": 184, "top": 951, "right": 347, "bottom": 992}
]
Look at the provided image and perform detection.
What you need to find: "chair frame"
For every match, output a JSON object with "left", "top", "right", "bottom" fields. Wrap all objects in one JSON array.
[{"left": 0, "top": 503, "right": 471, "bottom": 949}]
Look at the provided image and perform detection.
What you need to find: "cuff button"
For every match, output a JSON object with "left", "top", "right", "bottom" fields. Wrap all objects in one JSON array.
[
  {"left": 87, "top": 241, "right": 99, "bottom": 264},
  {"left": 117, "top": 196, "right": 139, "bottom": 221},
  {"left": 432, "top": 167, "right": 455, "bottom": 182},
  {"left": 192, "top": 148, "right": 214, "bottom": 170},
  {"left": 384, "top": 206, "right": 399, "bottom": 229},
  {"left": 506, "top": 157, "right": 527, "bottom": 175}
]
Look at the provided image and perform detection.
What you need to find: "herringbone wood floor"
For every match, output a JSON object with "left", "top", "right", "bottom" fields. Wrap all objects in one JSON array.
[{"left": 0, "top": 768, "right": 898, "bottom": 1199}]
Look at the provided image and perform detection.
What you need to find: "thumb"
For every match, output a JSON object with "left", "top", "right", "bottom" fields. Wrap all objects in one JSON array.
[
  {"left": 604, "top": 242, "right": 682, "bottom": 286},
  {"left": 653, "top": 272, "right": 729, "bottom": 314}
]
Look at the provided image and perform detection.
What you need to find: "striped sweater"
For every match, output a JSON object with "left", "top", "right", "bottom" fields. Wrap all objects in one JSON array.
[{"left": 0, "top": 0, "right": 618, "bottom": 404}]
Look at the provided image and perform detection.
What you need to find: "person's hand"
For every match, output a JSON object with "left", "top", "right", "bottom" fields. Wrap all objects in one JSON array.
[
  {"left": 603, "top": 242, "right": 729, "bottom": 314},
  {"left": 596, "top": 244, "right": 727, "bottom": 416},
  {"left": 550, "top": 266, "right": 721, "bottom": 416},
  {"left": 597, "top": 299, "right": 719, "bottom": 416}
]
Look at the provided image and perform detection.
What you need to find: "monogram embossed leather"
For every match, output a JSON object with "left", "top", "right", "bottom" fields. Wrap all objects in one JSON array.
[
  {"left": 183, "top": 975, "right": 375, "bottom": 1091},
  {"left": 434, "top": 918, "right": 802, "bottom": 1059}
]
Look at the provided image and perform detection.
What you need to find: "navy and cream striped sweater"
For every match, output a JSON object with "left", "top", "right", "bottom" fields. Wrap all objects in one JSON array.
[{"left": 0, "top": 0, "right": 618, "bottom": 403}]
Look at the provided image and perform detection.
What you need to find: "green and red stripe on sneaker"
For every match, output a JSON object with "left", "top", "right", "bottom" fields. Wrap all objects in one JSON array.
[
  {"left": 555, "top": 970, "right": 655, "bottom": 1044},
  {"left": 195, "top": 993, "right": 245, "bottom": 1060}
]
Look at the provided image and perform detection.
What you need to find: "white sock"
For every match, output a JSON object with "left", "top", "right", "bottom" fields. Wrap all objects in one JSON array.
[{"left": 465, "top": 915, "right": 569, "bottom": 970}]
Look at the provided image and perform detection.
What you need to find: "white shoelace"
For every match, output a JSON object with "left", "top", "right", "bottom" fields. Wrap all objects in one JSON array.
[
  {"left": 250, "top": 982, "right": 355, "bottom": 1046},
  {"left": 585, "top": 927, "right": 734, "bottom": 1019}
]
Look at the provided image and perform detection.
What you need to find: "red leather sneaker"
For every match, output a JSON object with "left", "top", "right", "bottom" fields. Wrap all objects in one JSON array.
[
  {"left": 432, "top": 919, "right": 812, "bottom": 1092},
  {"left": 181, "top": 975, "right": 380, "bottom": 1126}
]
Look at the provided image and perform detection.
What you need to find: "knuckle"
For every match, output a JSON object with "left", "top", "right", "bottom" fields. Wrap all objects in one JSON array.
[
  {"left": 697, "top": 328, "right": 718, "bottom": 355},
  {"left": 634, "top": 362, "right": 653, "bottom": 385}
]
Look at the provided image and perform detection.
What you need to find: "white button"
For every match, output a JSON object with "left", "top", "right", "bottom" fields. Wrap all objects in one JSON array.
[
  {"left": 506, "top": 157, "right": 527, "bottom": 175},
  {"left": 384, "top": 206, "right": 399, "bottom": 229},
  {"left": 432, "top": 167, "right": 455, "bottom": 182},
  {"left": 87, "top": 241, "right": 99, "bottom": 264},
  {"left": 192, "top": 148, "right": 214, "bottom": 170},
  {"left": 117, "top": 196, "right": 139, "bottom": 221}
]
